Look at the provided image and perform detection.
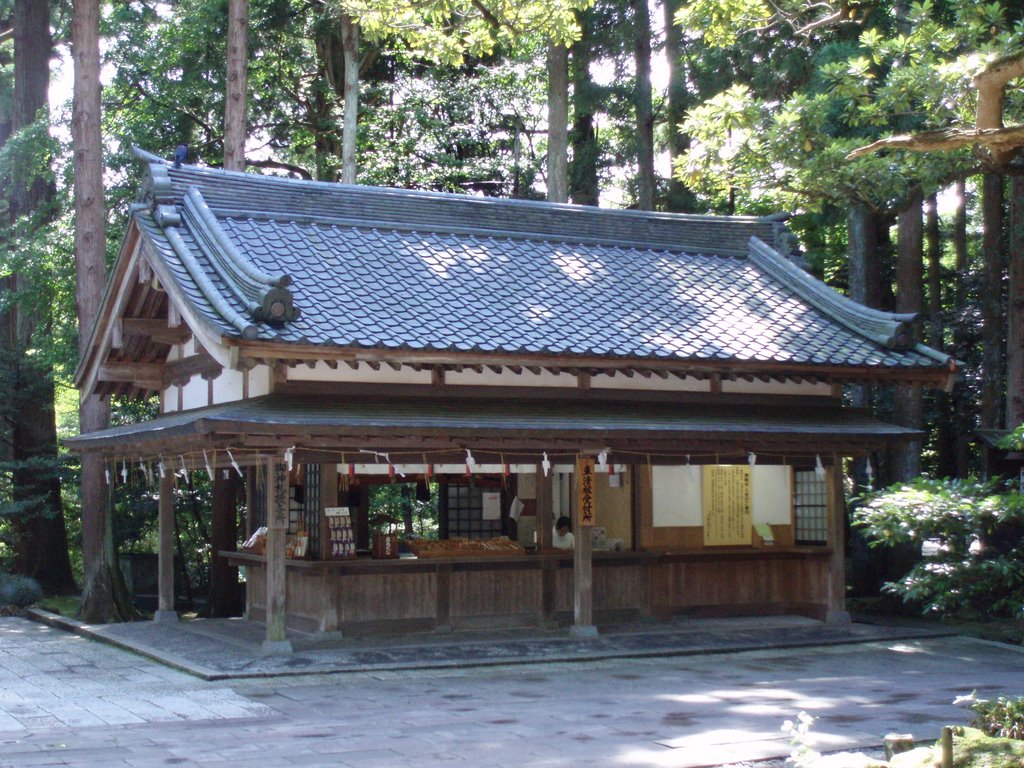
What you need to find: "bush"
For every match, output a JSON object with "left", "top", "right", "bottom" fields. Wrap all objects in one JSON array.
[
  {"left": 961, "top": 693, "right": 1024, "bottom": 740},
  {"left": 0, "top": 573, "right": 43, "bottom": 608},
  {"left": 854, "top": 478, "right": 1024, "bottom": 617}
]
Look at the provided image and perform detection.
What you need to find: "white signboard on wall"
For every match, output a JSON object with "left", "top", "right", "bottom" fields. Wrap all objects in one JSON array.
[
  {"left": 652, "top": 466, "right": 702, "bottom": 527},
  {"left": 751, "top": 466, "right": 793, "bottom": 524}
]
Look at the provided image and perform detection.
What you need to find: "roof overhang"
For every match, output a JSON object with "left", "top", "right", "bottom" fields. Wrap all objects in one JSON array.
[{"left": 64, "top": 393, "right": 923, "bottom": 461}]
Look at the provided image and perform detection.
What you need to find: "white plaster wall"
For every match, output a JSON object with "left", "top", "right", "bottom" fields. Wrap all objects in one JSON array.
[
  {"left": 591, "top": 372, "right": 709, "bottom": 392},
  {"left": 162, "top": 386, "right": 178, "bottom": 413},
  {"left": 445, "top": 367, "right": 576, "bottom": 388},
  {"left": 180, "top": 374, "right": 209, "bottom": 411},
  {"left": 290, "top": 360, "right": 433, "bottom": 385},
  {"left": 212, "top": 368, "right": 245, "bottom": 404},
  {"left": 721, "top": 379, "right": 833, "bottom": 396},
  {"left": 248, "top": 365, "right": 272, "bottom": 398}
]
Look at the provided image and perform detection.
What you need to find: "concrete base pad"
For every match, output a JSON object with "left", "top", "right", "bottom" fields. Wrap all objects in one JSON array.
[
  {"left": 827, "top": 610, "right": 853, "bottom": 625},
  {"left": 570, "top": 624, "right": 599, "bottom": 639},
  {"left": 261, "top": 639, "right": 294, "bottom": 655},
  {"left": 153, "top": 610, "right": 179, "bottom": 624}
]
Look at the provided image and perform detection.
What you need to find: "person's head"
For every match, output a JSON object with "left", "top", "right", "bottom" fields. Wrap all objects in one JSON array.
[{"left": 555, "top": 516, "right": 571, "bottom": 535}]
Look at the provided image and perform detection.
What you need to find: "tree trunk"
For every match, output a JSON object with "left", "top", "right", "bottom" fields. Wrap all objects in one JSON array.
[
  {"left": 632, "top": 0, "right": 654, "bottom": 211},
  {"left": 847, "top": 201, "right": 879, "bottom": 490},
  {"left": 1007, "top": 174, "right": 1024, "bottom": 428},
  {"left": 340, "top": 14, "right": 359, "bottom": 185},
  {"left": 0, "top": 0, "right": 76, "bottom": 593},
  {"left": 11, "top": 0, "right": 51, "bottom": 217},
  {"left": 892, "top": 192, "right": 924, "bottom": 481},
  {"left": 546, "top": 43, "right": 568, "bottom": 204},
  {"left": 223, "top": 0, "right": 248, "bottom": 171},
  {"left": 207, "top": 470, "right": 242, "bottom": 617},
  {"left": 848, "top": 201, "right": 880, "bottom": 309},
  {"left": 952, "top": 178, "right": 972, "bottom": 477},
  {"left": 568, "top": 15, "right": 598, "bottom": 206},
  {"left": 73, "top": 0, "right": 135, "bottom": 623},
  {"left": 925, "top": 193, "right": 954, "bottom": 478},
  {"left": 662, "top": 0, "right": 694, "bottom": 212},
  {"left": 980, "top": 172, "right": 1005, "bottom": 431}
]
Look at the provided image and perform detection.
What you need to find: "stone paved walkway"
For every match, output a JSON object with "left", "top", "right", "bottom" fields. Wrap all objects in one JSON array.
[
  {"left": 27, "top": 610, "right": 949, "bottom": 679},
  {"left": 1, "top": 617, "right": 1022, "bottom": 767}
]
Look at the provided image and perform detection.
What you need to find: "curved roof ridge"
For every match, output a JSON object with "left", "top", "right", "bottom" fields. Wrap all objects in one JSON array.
[
  {"left": 747, "top": 237, "right": 920, "bottom": 352},
  {"left": 183, "top": 187, "right": 299, "bottom": 325},
  {"left": 162, "top": 223, "right": 259, "bottom": 340}
]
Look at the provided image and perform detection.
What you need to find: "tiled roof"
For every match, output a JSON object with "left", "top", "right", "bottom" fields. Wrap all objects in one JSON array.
[
  {"left": 129, "top": 154, "right": 951, "bottom": 372},
  {"left": 64, "top": 393, "right": 921, "bottom": 451}
]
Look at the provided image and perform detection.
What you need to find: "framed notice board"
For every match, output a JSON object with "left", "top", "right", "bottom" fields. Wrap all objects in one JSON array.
[{"left": 702, "top": 465, "right": 752, "bottom": 546}]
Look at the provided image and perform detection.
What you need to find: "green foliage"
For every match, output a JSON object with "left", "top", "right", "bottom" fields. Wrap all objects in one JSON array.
[
  {"left": 854, "top": 478, "right": 1024, "bottom": 617},
  {"left": 0, "top": 572, "right": 42, "bottom": 607},
  {"left": 336, "top": 0, "right": 592, "bottom": 65},
  {"left": 368, "top": 482, "right": 439, "bottom": 539},
  {"left": 964, "top": 693, "right": 1024, "bottom": 740},
  {"left": 673, "top": 0, "right": 1020, "bottom": 217}
]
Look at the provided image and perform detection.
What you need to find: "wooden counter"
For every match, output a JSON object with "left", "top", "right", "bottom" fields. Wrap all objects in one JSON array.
[{"left": 222, "top": 547, "right": 832, "bottom": 634}]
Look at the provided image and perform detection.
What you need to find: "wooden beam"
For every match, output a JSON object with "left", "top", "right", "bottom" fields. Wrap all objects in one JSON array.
[
  {"left": 122, "top": 317, "right": 192, "bottom": 345},
  {"left": 164, "top": 352, "right": 223, "bottom": 386},
  {"left": 577, "top": 371, "right": 591, "bottom": 389},
  {"left": 98, "top": 362, "right": 162, "bottom": 391}
]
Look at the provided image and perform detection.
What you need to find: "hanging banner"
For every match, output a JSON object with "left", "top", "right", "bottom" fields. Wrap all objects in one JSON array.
[
  {"left": 576, "top": 457, "right": 596, "bottom": 528},
  {"left": 702, "top": 465, "right": 752, "bottom": 545}
]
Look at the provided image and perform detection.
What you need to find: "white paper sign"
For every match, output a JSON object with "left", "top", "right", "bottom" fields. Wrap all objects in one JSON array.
[
  {"left": 509, "top": 496, "right": 525, "bottom": 520},
  {"left": 482, "top": 492, "right": 502, "bottom": 520}
]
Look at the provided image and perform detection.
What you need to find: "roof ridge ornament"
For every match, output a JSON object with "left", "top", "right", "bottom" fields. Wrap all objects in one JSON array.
[{"left": 747, "top": 236, "right": 919, "bottom": 352}]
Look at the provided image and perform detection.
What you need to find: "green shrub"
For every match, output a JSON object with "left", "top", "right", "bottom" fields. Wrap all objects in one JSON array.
[
  {"left": 962, "top": 693, "right": 1024, "bottom": 740},
  {"left": 0, "top": 573, "right": 42, "bottom": 608},
  {"left": 854, "top": 478, "right": 1024, "bottom": 617}
]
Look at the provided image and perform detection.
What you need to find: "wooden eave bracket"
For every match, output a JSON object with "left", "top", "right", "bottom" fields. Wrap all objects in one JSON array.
[{"left": 98, "top": 351, "right": 223, "bottom": 391}]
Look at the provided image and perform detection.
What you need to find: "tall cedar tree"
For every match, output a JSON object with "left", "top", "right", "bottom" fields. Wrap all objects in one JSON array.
[
  {"left": 0, "top": 0, "right": 76, "bottom": 594},
  {"left": 73, "top": 0, "right": 135, "bottom": 622}
]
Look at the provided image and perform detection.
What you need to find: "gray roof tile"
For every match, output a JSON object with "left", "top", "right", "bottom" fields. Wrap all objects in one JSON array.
[{"left": 132, "top": 162, "right": 950, "bottom": 372}]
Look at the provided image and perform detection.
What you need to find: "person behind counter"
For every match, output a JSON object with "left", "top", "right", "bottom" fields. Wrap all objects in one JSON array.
[{"left": 552, "top": 516, "right": 574, "bottom": 549}]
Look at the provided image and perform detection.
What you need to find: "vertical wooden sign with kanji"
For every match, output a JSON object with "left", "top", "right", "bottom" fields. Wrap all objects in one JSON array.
[{"left": 576, "top": 457, "right": 596, "bottom": 528}]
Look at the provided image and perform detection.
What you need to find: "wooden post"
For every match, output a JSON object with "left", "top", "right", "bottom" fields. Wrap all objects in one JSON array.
[
  {"left": 826, "top": 454, "right": 851, "bottom": 624},
  {"left": 536, "top": 463, "right": 553, "bottom": 549},
  {"left": 571, "top": 457, "right": 598, "bottom": 638},
  {"left": 572, "top": 528, "right": 596, "bottom": 637},
  {"left": 154, "top": 468, "right": 178, "bottom": 623},
  {"left": 318, "top": 463, "right": 339, "bottom": 633},
  {"left": 435, "top": 563, "right": 452, "bottom": 633},
  {"left": 263, "top": 457, "right": 292, "bottom": 653}
]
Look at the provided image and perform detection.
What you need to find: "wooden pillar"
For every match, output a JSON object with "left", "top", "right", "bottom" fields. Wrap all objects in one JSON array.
[
  {"left": 536, "top": 463, "right": 553, "bottom": 549},
  {"left": 263, "top": 457, "right": 292, "bottom": 653},
  {"left": 571, "top": 529, "right": 597, "bottom": 636},
  {"left": 571, "top": 458, "right": 598, "bottom": 638},
  {"left": 826, "top": 454, "right": 851, "bottom": 624},
  {"left": 318, "top": 463, "right": 340, "bottom": 633},
  {"left": 540, "top": 558, "right": 557, "bottom": 626},
  {"left": 154, "top": 469, "right": 178, "bottom": 623},
  {"left": 435, "top": 563, "right": 452, "bottom": 632},
  {"left": 209, "top": 470, "right": 242, "bottom": 617}
]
